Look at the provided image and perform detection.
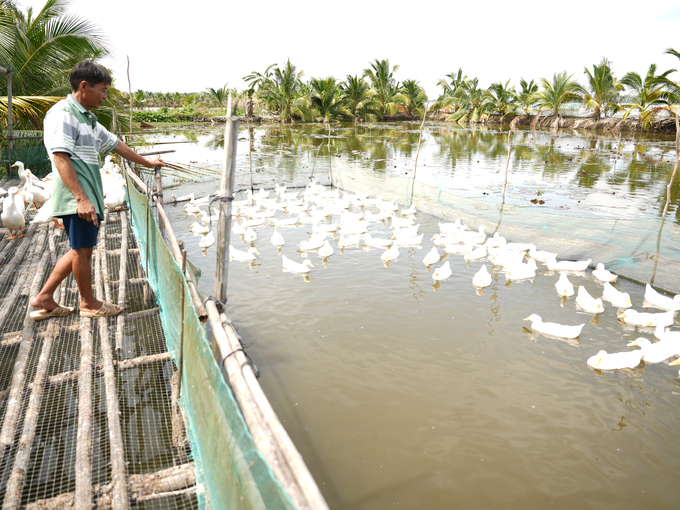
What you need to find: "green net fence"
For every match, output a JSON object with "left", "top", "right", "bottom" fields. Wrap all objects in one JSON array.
[
  {"left": 332, "top": 157, "right": 680, "bottom": 294},
  {"left": 0, "top": 131, "right": 50, "bottom": 177},
  {"left": 125, "top": 171, "right": 298, "bottom": 510}
]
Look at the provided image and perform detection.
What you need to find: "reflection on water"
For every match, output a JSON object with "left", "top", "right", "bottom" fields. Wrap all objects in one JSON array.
[
  {"left": 157, "top": 123, "right": 680, "bottom": 510},
  {"left": 140, "top": 122, "right": 680, "bottom": 224}
]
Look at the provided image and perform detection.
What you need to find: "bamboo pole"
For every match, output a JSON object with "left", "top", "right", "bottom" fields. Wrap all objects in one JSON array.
[
  {"left": 127, "top": 56, "right": 133, "bottom": 135},
  {"left": 95, "top": 223, "right": 130, "bottom": 510},
  {"left": 115, "top": 210, "right": 130, "bottom": 354},
  {"left": 26, "top": 462, "right": 196, "bottom": 510},
  {"left": 175, "top": 249, "right": 187, "bottom": 398},
  {"left": 215, "top": 93, "right": 240, "bottom": 302},
  {"left": 409, "top": 102, "right": 429, "bottom": 207},
  {"left": 492, "top": 130, "right": 512, "bottom": 236},
  {"left": 127, "top": 307, "right": 159, "bottom": 320},
  {"left": 3, "top": 322, "right": 60, "bottom": 510},
  {"left": 154, "top": 166, "right": 165, "bottom": 239},
  {"left": 650, "top": 112, "right": 679, "bottom": 285}
]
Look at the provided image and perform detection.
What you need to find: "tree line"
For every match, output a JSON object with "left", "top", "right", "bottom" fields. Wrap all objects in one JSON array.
[{"left": 2, "top": 0, "right": 680, "bottom": 131}]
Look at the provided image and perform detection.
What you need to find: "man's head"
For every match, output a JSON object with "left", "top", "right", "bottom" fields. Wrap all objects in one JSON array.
[{"left": 70, "top": 61, "right": 111, "bottom": 110}]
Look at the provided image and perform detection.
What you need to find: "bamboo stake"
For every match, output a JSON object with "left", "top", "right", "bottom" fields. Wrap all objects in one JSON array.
[
  {"left": 154, "top": 166, "right": 165, "bottom": 239},
  {"left": 493, "top": 130, "right": 512, "bottom": 236},
  {"left": 95, "top": 221, "right": 130, "bottom": 510},
  {"left": 175, "top": 249, "right": 187, "bottom": 398},
  {"left": 127, "top": 56, "right": 133, "bottom": 135},
  {"left": 328, "top": 122, "right": 332, "bottom": 184},
  {"left": 116, "top": 211, "right": 130, "bottom": 354},
  {"left": 650, "top": 112, "right": 679, "bottom": 285},
  {"left": 127, "top": 307, "right": 159, "bottom": 320},
  {"left": 26, "top": 462, "right": 196, "bottom": 510},
  {"left": 409, "top": 102, "right": 429, "bottom": 207},
  {"left": 3, "top": 322, "right": 60, "bottom": 510},
  {"left": 215, "top": 93, "right": 240, "bottom": 302}
]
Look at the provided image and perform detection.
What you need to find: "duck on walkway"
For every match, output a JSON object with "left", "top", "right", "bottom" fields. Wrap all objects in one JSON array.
[{"left": 2, "top": 187, "right": 26, "bottom": 239}]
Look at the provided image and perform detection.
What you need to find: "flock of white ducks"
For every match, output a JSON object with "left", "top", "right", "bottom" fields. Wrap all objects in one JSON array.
[
  {"left": 177, "top": 183, "right": 680, "bottom": 373},
  {"left": 1, "top": 159, "right": 128, "bottom": 240}
]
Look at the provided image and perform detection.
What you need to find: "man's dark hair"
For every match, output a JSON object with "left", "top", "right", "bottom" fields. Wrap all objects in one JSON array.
[{"left": 69, "top": 61, "right": 112, "bottom": 91}]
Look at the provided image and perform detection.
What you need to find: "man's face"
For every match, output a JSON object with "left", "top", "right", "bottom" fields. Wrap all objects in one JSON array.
[{"left": 79, "top": 81, "right": 109, "bottom": 110}]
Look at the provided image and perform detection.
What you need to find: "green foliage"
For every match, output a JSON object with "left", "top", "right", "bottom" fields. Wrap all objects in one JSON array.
[
  {"left": 246, "top": 60, "right": 312, "bottom": 122},
  {"left": 132, "top": 110, "right": 181, "bottom": 123},
  {"left": 341, "top": 75, "right": 382, "bottom": 122},
  {"left": 516, "top": 78, "right": 539, "bottom": 115},
  {"left": 582, "top": 63, "right": 623, "bottom": 118},
  {"left": 399, "top": 79, "right": 427, "bottom": 116},
  {"left": 537, "top": 71, "right": 584, "bottom": 117},
  {"left": 621, "top": 63, "right": 676, "bottom": 127},
  {"left": 484, "top": 80, "right": 518, "bottom": 118},
  {"left": 362, "top": 59, "right": 404, "bottom": 115},
  {"left": 310, "top": 76, "right": 349, "bottom": 121}
]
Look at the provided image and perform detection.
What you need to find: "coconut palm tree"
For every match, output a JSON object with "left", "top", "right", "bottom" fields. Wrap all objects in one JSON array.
[
  {"left": 582, "top": 63, "right": 624, "bottom": 118},
  {"left": 340, "top": 75, "right": 382, "bottom": 122},
  {"left": 310, "top": 76, "right": 348, "bottom": 121},
  {"left": 620, "top": 64, "right": 675, "bottom": 128},
  {"left": 1, "top": 0, "right": 110, "bottom": 128},
  {"left": 536, "top": 71, "right": 584, "bottom": 117},
  {"left": 255, "top": 60, "right": 311, "bottom": 122},
  {"left": 204, "top": 83, "right": 229, "bottom": 108},
  {"left": 516, "top": 78, "right": 539, "bottom": 115},
  {"left": 484, "top": 80, "right": 518, "bottom": 119},
  {"left": 399, "top": 79, "right": 427, "bottom": 117},
  {"left": 362, "top": 58, "right": 403, "bottom": 115},
  {"left": 448, "top": 78, "right": 490, "bottom": 123}
]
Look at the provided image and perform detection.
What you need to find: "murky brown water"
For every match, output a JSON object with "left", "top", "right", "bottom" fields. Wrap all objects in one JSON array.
[{"left": 154, "top": 123, "right": 680, "bottom": 510}]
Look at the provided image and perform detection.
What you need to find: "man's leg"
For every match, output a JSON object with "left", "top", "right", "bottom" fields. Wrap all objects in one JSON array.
[
  {"left": 71, "top": 247, "right": 102, "bottom": 314},
  {"left": 30, "top": 250, "right": 76, "bottom": 311}
]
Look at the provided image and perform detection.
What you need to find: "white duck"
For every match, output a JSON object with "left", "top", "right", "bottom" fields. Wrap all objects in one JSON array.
[
  {"left": 199, "top": 231, "right": 215, "bottom": 249},
  {"left": 229, "top": 246, "right": 258, "bottom": 262},
  {"left": 243, "top": 227, "right": 258, "bottom": 242},
  {"left": 2, "top": 187, "right": 26, "bottom": 239},
  {"left": 575, "top": 286, "right": 605, "bottom": 314},
  {"left": 592, "top": 263, "right": 617, "bottom": 283},
  {"left": 299, "top": 233, "right": 326, "bottom": 251},
  {"left": 444, "top": 243, "right": 475, "bottom": 255},
  {"left": 282, "top": 254, "right": 313, "bottom": 273},
  {"left": 189, "top": 222, "right": 209, "bottom": 235},
  {"left": 524, "top": 314, "right": 585, "bottom": 338},
  {"left": 617, "top": 309, "right": 674, "bottom": 328},
  {"left": 587, "top": 347, "right": 646, "bottom": 370},
  {"left": 393, "top": 233, "right": 423, "bottom": 246},
  {"left": 545, "top": 256, "right": 591, "bottom": 272},
  {"left": 104, "top": 185, "right": 126, "bottom": 210},
  {"left": 505, "top": 259, "right": 537, "bottom": 280},
  {"left": 644, "top": 284, "right": 680, "bottom": 312},
  {"left": 271, "top": 231, "right": 285, "bottom": 247},
  {"left": 381, "top": 245, "right": 400, "bottom": 262},
  {"left": 628, "top": 337, "right": 680, "bottom": 364},
  {"left": 337, "top": 235, "right": 361, "bottom": 247},
  {"left": 528, "top": 244, "right": 557, "bottom": 262},
  {"left": 394, "top": 224, "right": 419, "bottom": 239},
  {"left": 555, "top": 273, "right": 575, "bottom": 297},
  {"left": 439, "top": 219, "right": 466, "bottom": 235},
  {"left": 463, "top": 245, "right": 487, "bottom": 261},
  {"left": 423, "top": 247, "right": 441, "bottom": 266},
  {"left": 318, "top": 239, "right": 334, "bottom": 258},
  {"left": 432, "top": 261, "right": 452, "bottom": 281},
  {"left": 458, "top": 225, "right": 487, "bottom": 245},
  {"left": 601, "top": 282, "right": 632, "bottom": 309},
  {"left": 655, "top": 323, "right": 680, "bottom": 341},
  {"left": 364, "top": 233, "right": 392, "bottom": 248},
  {"left": 184, "top": 200, "right": 201, "bottom": 215},
  {"left": 472, "top": 265, "right": 492, "bottom": 288}
]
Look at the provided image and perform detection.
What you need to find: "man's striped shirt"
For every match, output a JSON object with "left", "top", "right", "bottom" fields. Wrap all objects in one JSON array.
[{"left": 43, "top": 94, "right": 119, "bottom": 219}]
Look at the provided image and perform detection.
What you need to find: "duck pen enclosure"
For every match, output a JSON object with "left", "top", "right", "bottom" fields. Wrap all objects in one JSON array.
[{"left": 0, "top": 165, "right": 328, "bottom": 509}]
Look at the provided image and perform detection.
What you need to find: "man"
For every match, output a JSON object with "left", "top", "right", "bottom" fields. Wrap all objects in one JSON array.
[{"left": 29, "top": 61, "right": 163, "bottom": 320}]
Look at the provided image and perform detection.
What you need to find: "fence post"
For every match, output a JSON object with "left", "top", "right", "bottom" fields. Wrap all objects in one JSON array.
[
  {"left": 214, "top": 94, "right": 240, "bottom": 302},
  {"left": 1, "top": 66, "right": 12, "bottom": 175},
  {"left": 154, "top": 166, "right": 164, "bottom": 238}
]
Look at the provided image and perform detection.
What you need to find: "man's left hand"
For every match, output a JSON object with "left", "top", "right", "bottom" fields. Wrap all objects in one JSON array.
[{"left": 144, "top": 157, "right": 164, "bottom": 168}]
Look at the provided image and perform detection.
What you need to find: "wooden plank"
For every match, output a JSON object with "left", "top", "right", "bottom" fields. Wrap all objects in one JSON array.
[
  {"left": 115, "top": 211, "right": 130, "bottom": 355},
  {"left": 25, "top": 462, "right": 196, "bottom": 510}
]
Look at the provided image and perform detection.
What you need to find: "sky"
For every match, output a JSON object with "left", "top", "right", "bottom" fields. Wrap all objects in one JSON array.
[{"left": 18, "top": 0, "right": 680, "bottom": 99}]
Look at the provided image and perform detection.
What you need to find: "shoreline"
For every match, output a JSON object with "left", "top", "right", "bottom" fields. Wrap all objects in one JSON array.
[{"left": 181, "top": 113, "right": 677, "bottom": 136}]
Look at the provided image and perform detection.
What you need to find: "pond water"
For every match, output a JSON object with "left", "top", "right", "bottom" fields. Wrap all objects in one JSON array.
[{"left": 139, "top": 123, "right": 680, "bottom": 510}]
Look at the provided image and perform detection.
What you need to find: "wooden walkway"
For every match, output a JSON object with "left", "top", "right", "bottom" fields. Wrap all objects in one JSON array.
[{"left": 0, "top": 178, "right": 196, "bottom": 509}]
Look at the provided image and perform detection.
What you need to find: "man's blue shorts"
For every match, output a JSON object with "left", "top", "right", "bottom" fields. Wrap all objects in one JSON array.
[{"left": 59, "top": 214, "right": 101, "bottom": 249}]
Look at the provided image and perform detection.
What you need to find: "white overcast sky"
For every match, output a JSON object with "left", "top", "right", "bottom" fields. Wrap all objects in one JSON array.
[{"left": 18, "top": 0, "right": 680, "bottom": 98}]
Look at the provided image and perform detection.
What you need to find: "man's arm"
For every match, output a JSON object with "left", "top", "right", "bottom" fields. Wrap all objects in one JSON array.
[
  {"left": 112, "top": 141, "right": 164, "bottom": 168},
  {"left": 53, "top": 152, "right": 100, "bottom": 227}
]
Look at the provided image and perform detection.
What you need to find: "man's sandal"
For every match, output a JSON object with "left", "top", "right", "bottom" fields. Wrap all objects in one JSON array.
[
  {"left": 80, "top": 301, "right": 124, "bottom": 318},
  {"left": 30, "top": 306, "right": 75, "bottom": 321}
]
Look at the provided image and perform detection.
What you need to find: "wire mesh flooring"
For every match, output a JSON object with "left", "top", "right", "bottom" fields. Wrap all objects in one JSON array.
[{"left": 0, "top": 178, "right": 198, "bottom": 509}]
